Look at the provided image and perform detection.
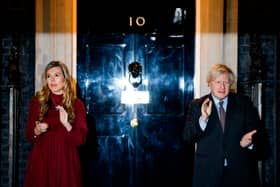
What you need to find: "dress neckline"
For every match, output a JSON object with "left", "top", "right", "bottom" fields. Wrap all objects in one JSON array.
[{"left": 51, "top": 93, "right": 63, "bottom": 107}]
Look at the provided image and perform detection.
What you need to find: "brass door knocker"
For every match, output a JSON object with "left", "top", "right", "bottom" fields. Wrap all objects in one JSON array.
[{"left": 128, "top": 61, "right": 142, "bottom": 88}]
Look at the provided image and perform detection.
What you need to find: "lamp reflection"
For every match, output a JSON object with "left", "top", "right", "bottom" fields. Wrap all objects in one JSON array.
[{"left": 121, "top": 90, "right": 149, "bottom": 104}]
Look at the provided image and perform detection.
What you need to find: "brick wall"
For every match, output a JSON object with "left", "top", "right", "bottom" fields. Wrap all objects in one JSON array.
[
  {"left": 238, "top": 33, "right": 280, "bottom": 187},
  {"left": 0, "top": 34, "right": 34, "bottom": 187}
]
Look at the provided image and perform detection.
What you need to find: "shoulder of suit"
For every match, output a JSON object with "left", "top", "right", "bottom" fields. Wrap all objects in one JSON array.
[
  {"left": 228, "top": 92, "right": 252, "bottom": 105},
  {"left": 191, "top": 94, "right": 209, "bottom": 104}
]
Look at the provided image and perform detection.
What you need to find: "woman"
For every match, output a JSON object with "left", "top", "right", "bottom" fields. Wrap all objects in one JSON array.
[{"left": 23, "top": 61, "right": 88, "bottom": 187}]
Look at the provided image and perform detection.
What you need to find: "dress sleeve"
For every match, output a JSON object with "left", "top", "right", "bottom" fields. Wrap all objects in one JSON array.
[
  {"left": 66, "top": 99, "right": 88, "bottom": 147},
  {"left": 25, "top": 96, "right": 41, "bottom": 143}
]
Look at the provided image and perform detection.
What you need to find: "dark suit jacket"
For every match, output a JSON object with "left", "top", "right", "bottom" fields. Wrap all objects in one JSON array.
[{"left": 183, "top": 92, "right": 269, "bottom": 187}]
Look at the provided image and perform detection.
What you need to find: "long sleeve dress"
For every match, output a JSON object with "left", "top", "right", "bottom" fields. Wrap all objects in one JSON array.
[{"left": 23, "top": 93, "right": 88, "bottom": 187}]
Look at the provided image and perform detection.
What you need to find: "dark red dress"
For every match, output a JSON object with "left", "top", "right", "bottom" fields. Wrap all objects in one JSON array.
[{"left": 23, "top": 93, "right": 88, "bottom": 187}]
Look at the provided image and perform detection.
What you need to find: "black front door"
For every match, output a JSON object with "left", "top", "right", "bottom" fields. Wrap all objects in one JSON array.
[{"left": 77, "top": 3, "right": 195, "bottom": 187}]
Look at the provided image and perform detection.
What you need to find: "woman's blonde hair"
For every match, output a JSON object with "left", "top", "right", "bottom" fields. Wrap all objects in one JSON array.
[
  {"left": 36, "top": 61, "right": 76, "bottom": 123},
  {"left": 206, "top": 63, "right": 235, "bottom": 86}
]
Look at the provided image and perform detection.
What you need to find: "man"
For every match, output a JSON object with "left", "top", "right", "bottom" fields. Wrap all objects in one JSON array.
[{"left": 183, "top": 64, "right": 269, "bottom": 187}]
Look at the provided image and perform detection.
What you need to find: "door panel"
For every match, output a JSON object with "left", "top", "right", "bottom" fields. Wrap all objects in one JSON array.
[{"left": 77, "top": 4, "right": 195, "bottom": 187}]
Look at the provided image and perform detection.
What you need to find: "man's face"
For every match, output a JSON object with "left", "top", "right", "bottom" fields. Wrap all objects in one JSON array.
[{"left": 209, "top": 73, "right": 230, "bottom": 100}]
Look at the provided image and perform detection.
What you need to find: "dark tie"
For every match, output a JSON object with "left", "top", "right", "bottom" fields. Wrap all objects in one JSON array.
[{"left": 219, "top": 101, "right": 225, "bottom": 131}]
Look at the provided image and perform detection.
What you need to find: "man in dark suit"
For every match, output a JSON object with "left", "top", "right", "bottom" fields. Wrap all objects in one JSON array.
[{"left": 183, "top": 64, "right": 269, "bottom": 187}]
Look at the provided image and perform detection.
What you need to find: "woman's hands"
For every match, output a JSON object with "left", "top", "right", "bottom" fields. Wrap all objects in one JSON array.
[
  {"left": 34, "top": 105, "right": 72, "bottom": 137},
  {"left": 34, "top": 121, "right": 49, "bottom": 136},
  {"left": 56, "top": 105, "right": 72, "bottom": 132}
]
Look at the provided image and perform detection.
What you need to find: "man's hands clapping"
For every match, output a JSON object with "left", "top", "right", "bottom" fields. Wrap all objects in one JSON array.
[{"left": 201, "top": 97, "right": 212, "bottom": 121}]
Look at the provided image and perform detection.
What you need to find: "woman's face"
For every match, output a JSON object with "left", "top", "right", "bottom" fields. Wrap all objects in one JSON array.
[
  {"left": 209, "top": 73, "right": 231, "bottom": 100},
  {"left": 46, "top": 66, "right": 65, "bottom": 95}
]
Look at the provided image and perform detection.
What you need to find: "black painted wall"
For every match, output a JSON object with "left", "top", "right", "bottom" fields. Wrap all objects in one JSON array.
[
  {"left": 238, "top": 1, "right": 280, "bottom": 186},
  {"left": 0, "top": 34, "right": 35, "bottom": 186},
  {"left": 0, "top": 1, "right": 35, "bottom": 186}
]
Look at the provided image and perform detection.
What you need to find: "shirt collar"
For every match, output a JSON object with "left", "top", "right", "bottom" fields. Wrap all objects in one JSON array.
[{"left": 211, "top": 94, "right": 228, "bottom": 109}]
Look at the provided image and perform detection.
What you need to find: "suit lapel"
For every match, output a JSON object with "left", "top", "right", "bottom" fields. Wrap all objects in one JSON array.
[
  {"left": 208, "top": 95, "right": 223, "bottom": 132},
  {"left": 223, "top": 93, "right": 236, "bottom": 134}
]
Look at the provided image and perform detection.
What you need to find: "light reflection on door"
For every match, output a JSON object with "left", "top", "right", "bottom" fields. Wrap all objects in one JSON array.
[{"left": 77, "top": 4, "right": 195, "bottom": 187}]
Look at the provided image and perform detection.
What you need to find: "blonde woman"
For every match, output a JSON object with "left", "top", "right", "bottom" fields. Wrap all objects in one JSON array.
[{"left": 23, "top": 61, "right": 88, "bottom": 187}]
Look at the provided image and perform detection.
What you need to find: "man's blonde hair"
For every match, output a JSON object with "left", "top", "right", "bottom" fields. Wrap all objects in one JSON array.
[{"left": 206, "top": 64, "right": 235, "bottom": 85}]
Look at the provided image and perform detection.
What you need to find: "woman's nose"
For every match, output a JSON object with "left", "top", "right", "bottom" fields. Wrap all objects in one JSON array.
[{"left": 50, "top": 76, "right": 55, "bottom": 81}]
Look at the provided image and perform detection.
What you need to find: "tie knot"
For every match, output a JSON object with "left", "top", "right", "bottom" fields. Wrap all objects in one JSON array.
[{"left": 219, "top": 101, "right": 224, "bottom": 106}]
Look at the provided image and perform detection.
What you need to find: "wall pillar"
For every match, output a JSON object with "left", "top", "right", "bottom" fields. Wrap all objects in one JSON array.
[
  {"left": 195, "top": 0, "right": 238, "bottom": 97},
  {"left": 35, "top": 0, "right": 76, "bottom": 91}
]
